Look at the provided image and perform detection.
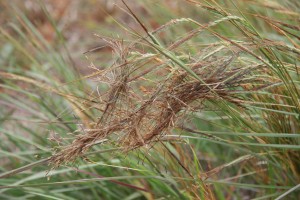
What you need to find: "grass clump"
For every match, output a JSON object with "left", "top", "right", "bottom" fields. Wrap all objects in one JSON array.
[{"left": 0, "top": 0, "right": 300, "bottom": 199}]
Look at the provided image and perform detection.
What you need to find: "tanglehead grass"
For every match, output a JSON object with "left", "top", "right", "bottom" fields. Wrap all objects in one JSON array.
[{"left": 0, "top": 0, "right": 299, "bottom": 199}]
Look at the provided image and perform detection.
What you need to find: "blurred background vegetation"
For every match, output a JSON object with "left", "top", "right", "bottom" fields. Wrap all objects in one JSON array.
[{"left": 0, "top": 0, "right": 299, "bottom": 199}]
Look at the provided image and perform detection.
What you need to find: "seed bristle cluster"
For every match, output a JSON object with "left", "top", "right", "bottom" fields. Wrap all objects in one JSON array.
[{"left": 50, "top": 28, "right": 273, "bottom": 168}]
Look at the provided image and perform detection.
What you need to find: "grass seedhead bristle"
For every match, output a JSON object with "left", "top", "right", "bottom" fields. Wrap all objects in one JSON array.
[{"left": 50, "top": 33, "right": 274, "bottom": 167}]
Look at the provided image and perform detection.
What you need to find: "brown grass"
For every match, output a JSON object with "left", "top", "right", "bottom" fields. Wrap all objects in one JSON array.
[{"left": 49, "top": 36, "right": 273, "bottom": 168}]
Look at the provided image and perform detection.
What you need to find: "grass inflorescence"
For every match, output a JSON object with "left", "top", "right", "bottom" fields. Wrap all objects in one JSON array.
[{"left": 0, "top": 0, "right": 299, "bottom": 199}]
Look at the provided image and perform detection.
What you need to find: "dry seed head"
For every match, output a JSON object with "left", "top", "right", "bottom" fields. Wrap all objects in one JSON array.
[{"left": 50, "top": 31, "right": 272, "bottom": 168}]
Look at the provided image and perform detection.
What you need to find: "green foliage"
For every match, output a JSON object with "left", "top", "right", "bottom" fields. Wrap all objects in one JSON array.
[{"left": 0, "top": 0, "right": 299, "bottom": 199}]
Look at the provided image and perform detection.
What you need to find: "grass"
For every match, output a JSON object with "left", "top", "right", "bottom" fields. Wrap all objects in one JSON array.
[{"left": 0, "top": 0, "right": 299, "bottom": 199}]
